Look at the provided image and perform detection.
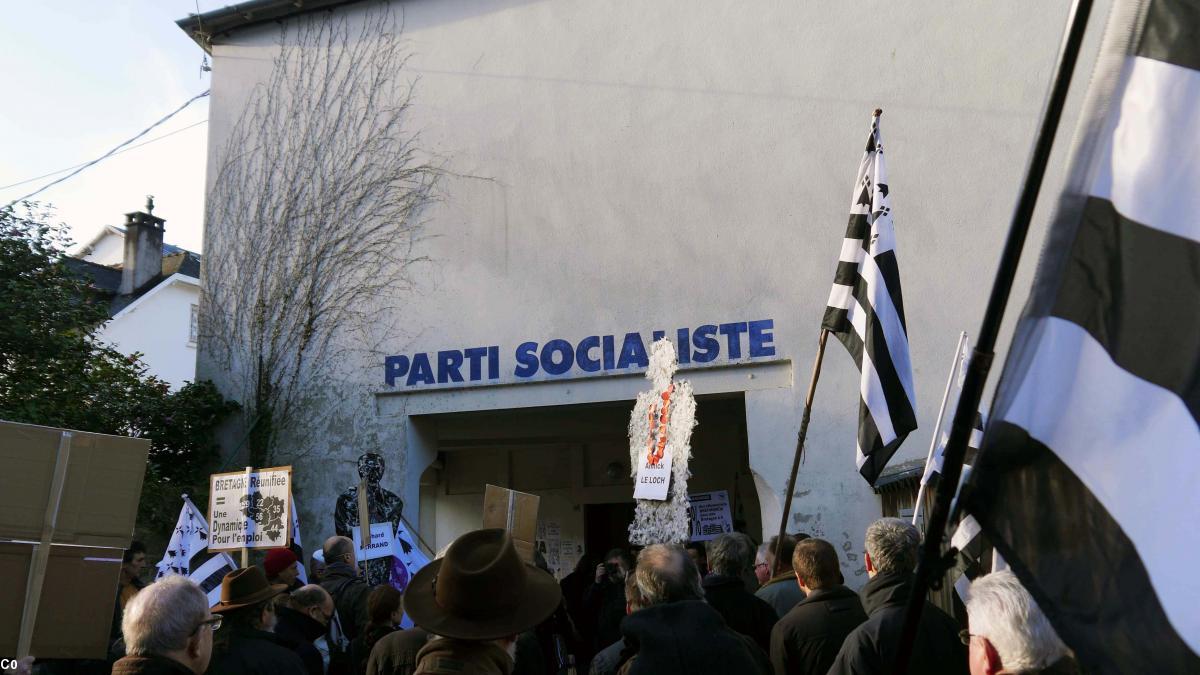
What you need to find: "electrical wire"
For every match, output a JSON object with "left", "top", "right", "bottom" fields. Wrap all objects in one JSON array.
[
  {"left": 2, "top": 90, "right": 211, "bottom": 209},
  {"left": 0, "top": 119, "right": 209, "bottom": 192}
]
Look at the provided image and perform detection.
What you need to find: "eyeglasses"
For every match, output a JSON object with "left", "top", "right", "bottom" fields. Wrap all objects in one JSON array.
[
  {"left": 196, "top": 616, "right": 222, "bottom": 633},
  {"left": 958, "top": 629, "right": 980, "bottom": 646}
]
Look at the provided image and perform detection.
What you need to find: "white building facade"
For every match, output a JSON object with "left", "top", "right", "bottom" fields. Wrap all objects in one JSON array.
[{"left": 184, "top": 0, "right": 1111, "bottom": 582}]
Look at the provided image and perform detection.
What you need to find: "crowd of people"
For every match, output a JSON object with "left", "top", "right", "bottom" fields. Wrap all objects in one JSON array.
[{"left": 94, "top": 517, "right": 1080, "bottom": 675}]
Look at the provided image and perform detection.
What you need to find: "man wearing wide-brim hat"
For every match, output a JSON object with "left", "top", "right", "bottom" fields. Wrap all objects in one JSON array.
[
  {"left": 207, "top": 566, "right": 307, "bottom": 675},
  {"left": 404, "top": 528, "right": 563, "bottom": 675}
]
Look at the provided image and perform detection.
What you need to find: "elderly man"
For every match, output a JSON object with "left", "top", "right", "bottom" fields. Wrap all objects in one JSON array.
[
  {"left": 208, "top": 567, "right": 306, "bottom": 674},
  {"left": 754, "top": 542, "right": 772, "bottom": 586},
  {"left": 276, "top": 584, "right": 335, "bottom": 675},
  {"left": 755, "top": 535, "right": 805, "bottom": 617},
  {"left": 321, "top": 535, "right": 372, "bottom": 639},
  {"left": 617, "top": 544, "right": 769, "bottom": 674},
  {"left": 702, "top": 533, "right": 778, "bottom": 653},
  {"left": 404, "top": 528, "right": 562, "bottom": 674},
  {"left": 770, "top": 537, "right": 866, "bottom": 675},
  {"left": 828, "top": 518, "right": 966, "bottom": 675},
  {"left": 113, "top": 576, "right": 219, "bottom": 674},
  {"left": 964, "top": 571, "right": 1077, "bottom": 675}
]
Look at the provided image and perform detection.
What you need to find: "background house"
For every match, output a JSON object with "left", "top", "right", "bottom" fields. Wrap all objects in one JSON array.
[{"left": 67, "top": 199, "right": 202, "bottom": 390}]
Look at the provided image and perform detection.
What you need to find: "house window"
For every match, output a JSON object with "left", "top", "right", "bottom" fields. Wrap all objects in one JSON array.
[{"left": 189, "top": 304, "right": 199, "bottom": 345}]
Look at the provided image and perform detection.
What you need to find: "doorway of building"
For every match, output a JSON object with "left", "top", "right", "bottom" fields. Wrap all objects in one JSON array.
[{"left": 584, "top": 502, "right": 636, "bottom": 556}]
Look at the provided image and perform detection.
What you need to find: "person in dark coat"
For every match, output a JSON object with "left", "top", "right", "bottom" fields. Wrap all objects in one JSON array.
[
  {"left": 276, "top": 584, "right": 335, "bottom": 675},
  {"left": 964, "top": 570, "right": 1078, "bottom": 675},
  {"left": 769, "top": 537, "right": 866, "bottom": 675},
  {"left": 701, "top": 533, "right": 778, "bottom": 653},
  {"left": 756, "top": 535, "right": 806, "bottom": 618},
  {"left": 352, "top": 585, "right": 403, "bottom": 674},
  {"left": 590, "top": 574, "right": 645, "bottom": 675},
  {"left": 208, "top": 567, "right": 307, "bottom": 675},
  {"left": 828, "top": 518, "right": 967, "bottom": 675},
  {"left": 112, "top": 576, "right": 218, "bottom": 674},
  {"left": 321, "top": 535, "right": 373, "bottom": 639},
  {"left": 365, "top": 627, "right": 430, "bottom": 675},
  {"left": 581, "top": 548, "right": 632, "bottom": 652},
  {"left": 615, "top": 544, "right": 769, "bottom": 675}
]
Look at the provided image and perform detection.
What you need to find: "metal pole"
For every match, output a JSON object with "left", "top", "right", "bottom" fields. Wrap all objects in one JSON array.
[
  {"left": 912, "top": 332, "right": 968, "bottom": 526},
  {"left": 772, "top": 329, "right": 829, "bottom": 570},
  {"left": 892, "top": 0, "right": 1094, "bottom": 672}
]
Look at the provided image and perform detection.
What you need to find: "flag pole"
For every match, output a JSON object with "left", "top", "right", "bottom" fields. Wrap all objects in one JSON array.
[
  {"left": 912, "top": 331, "right": 968, "bottom": 526},
  {"left": 892, "top": 0, "right": 1095, "bottom": 672},
  {"left": 772, "top": 328, "right": 829, "bottom": 569}
]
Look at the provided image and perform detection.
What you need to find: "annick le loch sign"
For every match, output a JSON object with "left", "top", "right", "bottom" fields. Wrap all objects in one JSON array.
[{"left": 384, "top": 319, "right": 777, "bottom": 388}]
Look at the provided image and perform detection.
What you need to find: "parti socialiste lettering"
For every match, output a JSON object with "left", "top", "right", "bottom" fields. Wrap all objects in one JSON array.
[{"left": 384, "top": 319, "right": 776, "bottom": 388}]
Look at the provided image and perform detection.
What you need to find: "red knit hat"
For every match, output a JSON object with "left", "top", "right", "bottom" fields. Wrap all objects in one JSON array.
[{"left": 264, "top": 548, "right": 299, "bottom": 578}]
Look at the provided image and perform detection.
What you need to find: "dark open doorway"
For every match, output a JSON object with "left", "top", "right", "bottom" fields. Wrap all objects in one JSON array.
[{"left": 584, "top": 502, "right": 636, "bottom": 556}]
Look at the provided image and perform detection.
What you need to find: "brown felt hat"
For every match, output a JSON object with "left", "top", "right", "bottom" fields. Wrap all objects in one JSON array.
[
  {"left": 212, "top": 566, "right": 288, "bottom": 613},
  {"left": 403, "top": 528, "right": 562, "bottom": 640}
]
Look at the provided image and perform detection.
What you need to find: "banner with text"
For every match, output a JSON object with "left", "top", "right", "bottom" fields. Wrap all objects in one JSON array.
[{"left": 208, "top": 466, "right": 292, "bottom": 550}]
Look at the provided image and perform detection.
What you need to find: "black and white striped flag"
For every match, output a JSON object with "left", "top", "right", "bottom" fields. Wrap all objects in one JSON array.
[
  {"left": 822, "top": 113, "right": 917, "bottom": 484},
  {"left": 964, "top": 0, "right": 1200, "bottom": 671}
]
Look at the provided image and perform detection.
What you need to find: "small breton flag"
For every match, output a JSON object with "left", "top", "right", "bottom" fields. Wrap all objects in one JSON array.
[
  {"left": 964, "top": 0, "right": 1200, "bottom": 671},
  {"left": 822, "top": 112, "right": 917, "bottom": 484},
  {"left": 155, "top": 495, "right": 209, "bottom": 579},
  {"left": 921, "top": 409, "right": 985, "bottom": 487}
]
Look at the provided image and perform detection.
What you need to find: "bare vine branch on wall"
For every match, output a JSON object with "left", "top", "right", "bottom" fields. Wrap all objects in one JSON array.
[{"left": 202, "top": 3, "right": 437, "bottom": 468}]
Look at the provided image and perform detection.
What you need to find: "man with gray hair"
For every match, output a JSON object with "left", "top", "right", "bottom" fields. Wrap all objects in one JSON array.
[
  {"left": 616, "top": 543, "right": 770, "bottom": 674},
  {"left": 701, "top": 533, "right": 778, "bottom": 652},
  {"left": 828, "top": 518, "right": 967, "bottom": 675},
  {"left": 113, "top": 575, "right": 219, "bottom": 674},
  {"left": 964, "top": 570, "right": 1077, "bottom": 675}
]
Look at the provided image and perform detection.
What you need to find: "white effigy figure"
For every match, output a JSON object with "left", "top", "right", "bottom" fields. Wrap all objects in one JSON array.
[{"left": 628, "top": 338, "right": 697, "bottom": 545}]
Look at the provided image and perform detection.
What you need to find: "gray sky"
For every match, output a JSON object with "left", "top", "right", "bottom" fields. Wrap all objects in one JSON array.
[{"left": 1, "top": 2, "right": 218, "bottom": 252}]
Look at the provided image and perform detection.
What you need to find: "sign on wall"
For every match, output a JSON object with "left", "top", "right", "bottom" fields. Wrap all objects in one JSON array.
[
  {"left": 384, "top": 318, "right": 777, "bottom": 388},
  {"left": 688, "top": 490, "right": 734, "bottom": 541},
  {"left": 207, "top": 466, "right": 292, "bottom": 550}
]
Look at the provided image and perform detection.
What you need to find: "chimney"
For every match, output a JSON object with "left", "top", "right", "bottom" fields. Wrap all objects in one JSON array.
[{"left": 120, "top": 196, "right": 166, "bottom": 295}]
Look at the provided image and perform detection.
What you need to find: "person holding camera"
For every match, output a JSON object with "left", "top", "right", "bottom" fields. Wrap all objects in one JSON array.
[{"left": 582, "top": 549, "right": 633, "bottom": 654}]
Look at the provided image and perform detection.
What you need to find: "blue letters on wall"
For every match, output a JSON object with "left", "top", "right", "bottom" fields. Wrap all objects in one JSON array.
[{"left": 383, "top": 319, "right": 776, "bottom": 387}]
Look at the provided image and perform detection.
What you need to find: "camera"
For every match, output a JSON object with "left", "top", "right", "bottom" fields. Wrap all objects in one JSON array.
[{"left": 603, "top": 562, "right": 621, "bottom": 578}]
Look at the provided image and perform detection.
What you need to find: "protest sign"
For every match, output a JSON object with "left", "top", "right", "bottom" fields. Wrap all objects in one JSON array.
[
  {"left": 352, "top": 522, "right": 399, "bottom": 561},
  {"left": 482, "top": 484, "right": 539, "bottom": 563},
  {"left": 189, "top": 553, "right": 238, "bottom": 608},
  {"left": 207, "top": 466, "right": 292, "bottom": 551},
  {"left": 633, "top": 452, "right": 672, "bottom": 501},
  {"left": 688, "top": 490, "right": 734, "bottom": 541}
]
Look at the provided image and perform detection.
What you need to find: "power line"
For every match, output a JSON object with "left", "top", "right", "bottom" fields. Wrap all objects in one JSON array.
[
  {"left": 3, "top": 90, "right": 211, "bottom": 209},
  {"left": 0, "top": 119, "right": 209, "bottom": 192}
]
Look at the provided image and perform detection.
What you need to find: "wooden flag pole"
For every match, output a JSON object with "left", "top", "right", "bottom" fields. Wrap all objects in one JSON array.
[
  {"left": 772, "top": 329, "right": 829, "bottom": 571},
  {"left": 893, "top": 0, "right": 1095, "bottom": 672},
  {"left": 241, "top": 466, "right": 252, "bottom": 568}
]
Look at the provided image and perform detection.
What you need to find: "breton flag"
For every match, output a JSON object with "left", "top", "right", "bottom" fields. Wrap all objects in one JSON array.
[
  {"left": 921, "top": 409, "right": 985, "bottom": 487},
  {"left": 822, "top": 112, "right": 917, "bottom": 484},
  {"left": 290, "top": 496, "right": 308, "bottom": 585},
  {"left": 963, "top": 0, "right": 1200, "bottom": 671},
  {"left": 155, "top": 495, "right": 210, "bottom": 579}
]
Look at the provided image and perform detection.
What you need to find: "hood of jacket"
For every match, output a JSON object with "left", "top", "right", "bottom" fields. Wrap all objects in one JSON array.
[
  {"left": 859, "top": 571, "right": 914, "bottom": 616},
  {"left": 323, "top": 561, "right": 359, "bottom": 580},
  {"left": 700, "top": 573, "right": 744, "bottom": 591},
  {"left": 276, "top": 605, "right": 328, "bottom": 642}
]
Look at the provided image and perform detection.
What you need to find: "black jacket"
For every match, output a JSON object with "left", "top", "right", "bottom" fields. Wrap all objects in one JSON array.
[
  {"left": 275, "top": 606, "right": 327, "bottom": 675},
  {"left": 321, "top": 562, "right": 372, "bottom": 640},
  {"left": 618, "top": 600, "right": 770, "bottom": 675},
  {"left": 702, "top": 573, "right": 779, "bottom": 653},
  {"left": 365, "top": 627, "right": 430, "bottom": 675},
  {"left": 583, "top": 578, "right": 627, "bottom": 651},
  {"left": 826, "top": 572, "right": 967, "bottom": 675},
  {"left": 208, "top": 626, "right": 308, "bottom": 675},
  {"left": 768, "top": 585, "right": 866, "bottom": 675}
]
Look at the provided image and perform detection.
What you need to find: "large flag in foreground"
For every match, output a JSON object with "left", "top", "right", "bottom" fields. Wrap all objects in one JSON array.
[
  {"left": 822, "top": 113, "right": 917, "bottom": 484},
  {"left": 965, "top": 1, "right": 1200, "bottom": 671}
]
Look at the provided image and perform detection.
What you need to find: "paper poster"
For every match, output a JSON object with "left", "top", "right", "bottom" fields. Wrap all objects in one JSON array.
[
  {"left": 633, "top": 452, "right": 672, "bottom": 501},
  {"left": 208, "top": 466, "right": 292, "bottom": 550},
  {"left": 189, "top": 553, "right": 238, "bottom": 608},
  {"left": 687, "top": 490, "right": 734, "bottom": 541},
  {"left": 536, "top": 520, "right": 562, "bottom": 577},
  {"left": 559, "top": 537, "right": 582, "bottom": 579},
  {"left": 352, "top": 522, "right": 398, "bottom": 561}
]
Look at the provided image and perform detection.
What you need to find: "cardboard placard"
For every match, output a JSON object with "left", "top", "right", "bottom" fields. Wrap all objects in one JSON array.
[
  {"left": 207, "top": 466, "right": 292, "bottom": 550},
  {"left": 351, "top": 522, "right": 399, "bottom": 561},
  {"left": 0, "top": 543, "right": 123, "bottom": 659},
  {"left": 482, "top": 485, "right": 539, "bottom": 563},
  {"left": 0, "top": 421, "right": 149, "bottom": 548},
  {"left": 687, "top": 490, "right": 734, "bottom": 541}
]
